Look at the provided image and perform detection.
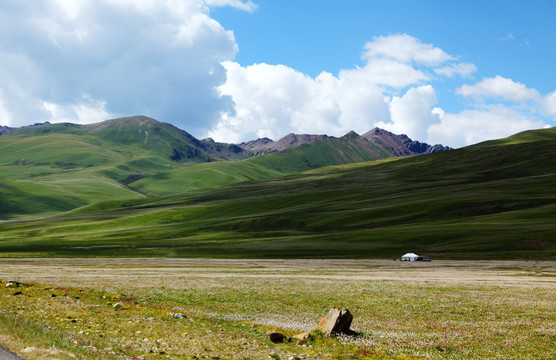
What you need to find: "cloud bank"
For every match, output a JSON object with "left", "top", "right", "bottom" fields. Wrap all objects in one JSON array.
[
  {"left": 0, "top": 0, "right": 247, "bottom": 133},
  {"left": 0, "top": 2, "right": 554, "bottom": 147},
  {"left": 211, "top": 34, "right": 554, "bottom": 147}
]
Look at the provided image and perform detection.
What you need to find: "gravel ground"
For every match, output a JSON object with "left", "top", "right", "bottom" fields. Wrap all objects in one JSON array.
[{"left": 0, "top": 345, "right": 24, "bottom": 360}]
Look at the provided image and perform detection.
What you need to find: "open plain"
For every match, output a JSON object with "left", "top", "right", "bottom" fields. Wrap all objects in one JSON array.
[{"left": 0, "top": 258, "right": 554, "bottom": 359}]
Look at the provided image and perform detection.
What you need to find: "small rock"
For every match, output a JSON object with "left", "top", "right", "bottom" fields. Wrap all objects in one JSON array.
[
  {"left": 317, "top": 308, "right": 353, "bottom": 336},
  {"left": 292, "top": 332, "right": 313, "bottom": 344},
  {"left": 113, "top": 302, "right": 124, "bottom": 309},
  {"left": 269, "top": 332, "right": 287, "bottom": 344},
  {"left": 293, "top": 332, "right": 311, "bottom": 340},
  {"left": 12, "top": 291, "right": 23, "bottom": 296},
  {"left": 169, "top": 312, "right": 186, "bottom": 319}
]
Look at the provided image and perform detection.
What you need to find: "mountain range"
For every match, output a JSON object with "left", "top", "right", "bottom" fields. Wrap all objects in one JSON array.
[
  {"left": 1, "top": 115, "right": 450, "bottom": 160},
  {"left": 0, "top": 115, "right": 448, "bottom": 205},
  {"left": 0, "top": 115, "right": 554, "bottom": 259},
  {"left": 362, "top": 127, "right": 452, "bottom": 156}
]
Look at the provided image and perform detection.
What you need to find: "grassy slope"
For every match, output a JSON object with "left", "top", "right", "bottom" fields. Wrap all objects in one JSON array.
[
  {"left": 130, "top": 132, "right": 393, "bottom": 196},
  {"left": 0, "top": 128, "right": 554, "bottom": 259},
  {"left": 0, "top": 129, "right": 148, "bottom": 218},
  {"left": 0, "top": 116, "right": 247, "bottom": 218},
  {"left": 0, "top": 117, "right": 392, "bottom": 215}
]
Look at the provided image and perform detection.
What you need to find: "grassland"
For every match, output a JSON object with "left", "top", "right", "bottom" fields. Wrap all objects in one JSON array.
[
  {"left": 1, "top": 132, "right": 555, "bottom": 259},
  {"left": 0, "top": 259, "right": 554, "bottom": 359},
  {"left": 0, "top": 116, "right": 392, "bottom": 216},
  {"left": 129, "top": 133, "right": 392, "bottom": 197}
]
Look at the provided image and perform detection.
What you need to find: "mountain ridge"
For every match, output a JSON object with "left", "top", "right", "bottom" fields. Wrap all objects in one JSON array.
[
  {"left": 362, "top": 127, "right": 452, "bottom": 156},
  {"left": 239, "top": 133, "right": 331, "bottom": 155},
  {"left": 2, "top": 115, "right": 452, "bottom": 159}
]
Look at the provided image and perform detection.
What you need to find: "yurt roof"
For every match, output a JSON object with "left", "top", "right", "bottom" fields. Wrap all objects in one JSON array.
[{"left": 402, "top": 253, "right": 419, "bottom": 257}]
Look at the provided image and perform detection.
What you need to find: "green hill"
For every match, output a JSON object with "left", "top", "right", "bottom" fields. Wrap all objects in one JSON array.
[
  {"left": 0, "top": 127, "right": 554, "bottom": 259},
  {"left": 473, "top": 126, "right": 556, "bottom": 146},
  {"left": 0, "top": 116, "right": 205, "bottom": 217},
  {"left": 0, "top": 116, "right": 250, "bottom": 218},
  {"left": 130, "top": 131, "right": 393, "bottom": 196},
  {"left": 0, "top": 116, "right": 393, "bottom": 217}
]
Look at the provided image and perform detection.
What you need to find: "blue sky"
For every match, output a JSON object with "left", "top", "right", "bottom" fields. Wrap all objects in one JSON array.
[
  {"left": 213, "top": 1, "right": 554, "bottom": 84},
  {"left": 1, "top": 0, "right": 555, "bottom": 147},
  {"left": 211, "top": 0, "right": 556, "bottom": 115}
]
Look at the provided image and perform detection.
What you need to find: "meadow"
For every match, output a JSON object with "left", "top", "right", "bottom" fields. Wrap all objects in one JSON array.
[
  {"left": 1, "top": 120, "right": 555, "bottom": 260},
  {"left": 0, "top": 259, "right": 554, "bottom": 359},
  {"left": 2, "top": 139, "right": 555, "bottom": 260}
]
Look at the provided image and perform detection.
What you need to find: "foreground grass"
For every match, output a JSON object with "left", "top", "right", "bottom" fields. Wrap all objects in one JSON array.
[{"left": 0, "top": 259, "right": 554, "bottom": 359}]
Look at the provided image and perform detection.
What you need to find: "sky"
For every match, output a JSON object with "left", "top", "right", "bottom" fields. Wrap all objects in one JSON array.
[{"left": 1, "top": 0, "right": 556, "bottom": 148}]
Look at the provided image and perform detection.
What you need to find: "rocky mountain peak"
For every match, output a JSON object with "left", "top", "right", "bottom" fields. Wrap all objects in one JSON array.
[{"left": 362, "top": 128, "right": 452, "bottom": 157}]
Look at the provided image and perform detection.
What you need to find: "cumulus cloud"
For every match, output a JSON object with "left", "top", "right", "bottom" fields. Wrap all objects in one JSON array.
[
  {"left": 456, "top": 76, "right": 540, "bottom": 102},
  {"left": 0, "top": 91, "right": 10, "bottom": 127},
  {"left": 447, "top": 76, "right": 556, "bottom": 142},
  {"left": 205, "top": 0, "right": 258, "bottom": 12},
  {"left": 0, "top": 0, "right": 239, "bottom": 133},
  {"left": 428, "top": 106, "right": 547, "bottom": 147},
  {"left": 2, "top": 3, "right": 551, "bottom": 150},
  {"left": 378, "top": 85, "right": 440, "bottom": 142},
  {"left": 208, "top": 61, "right": 395, "bottom": 143},
  {"left": 210, "top": 32, "right": 554, "bottom": 147},
  {"left": 345, "top": 58, "right": 430, "bottom": 89},
  {"left": 435, "top": 63, "right": 477, "bottom": 78},
  {"left": 362, "top": 34, "right": 452, "bottom": 65},
  {"left": 544, "top": 91, "right": 556, "bottom": 119},
  {"left": 43, "top": 95, "right": 110, "bottom": 125},
  {"left": 209, "top": 34, "right": 486, "bottom": 144}
]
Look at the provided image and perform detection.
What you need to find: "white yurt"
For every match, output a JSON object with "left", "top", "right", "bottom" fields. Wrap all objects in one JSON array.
[{"left": 401, "top": 253, "right": 419, "bottom": 261}]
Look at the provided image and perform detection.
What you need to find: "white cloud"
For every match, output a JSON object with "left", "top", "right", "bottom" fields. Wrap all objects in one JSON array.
[
  {"left": 428, "top": 105, "right": 547, "bottom": 147},
  {"left": 43, "top": 95, "right": 109, "bottom": 125},
  {"left": 456, "top": 76, "right": 540, "bottom": 102},
  {"left": 2, "top": 4, "right": 550, "bottom": 151},
  {"left": 435, "top": 63, "right": 477, "bottom": 78},
  {"left": 543, "top": 91, "right": 556, "bottom": 119},
  {"left": 378, "top": 85, "right": 440, "bottom": 141},
  {"left": 205, "top": 0, "right": 258, "bottom": 12},
  {"left": 343, "top": 58, "right": 430, "bottom": 89},
  {"left": 0, "top": 91, "right": 11, "bottom": 127},
  {"left": 209, "top": 34, "right": 464, "bottom": 144},
  {"left": 208, "top": 61, "right": 394, "bottom": 143},
  {"left": 211, "top": 30, "right": 553, "bottom": 148},
  {"left": 363, "top": 34, "right": 452, "bottom": 65},
  {"left": 0, "top": 0, "right": 238, "bottom": 133}
]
